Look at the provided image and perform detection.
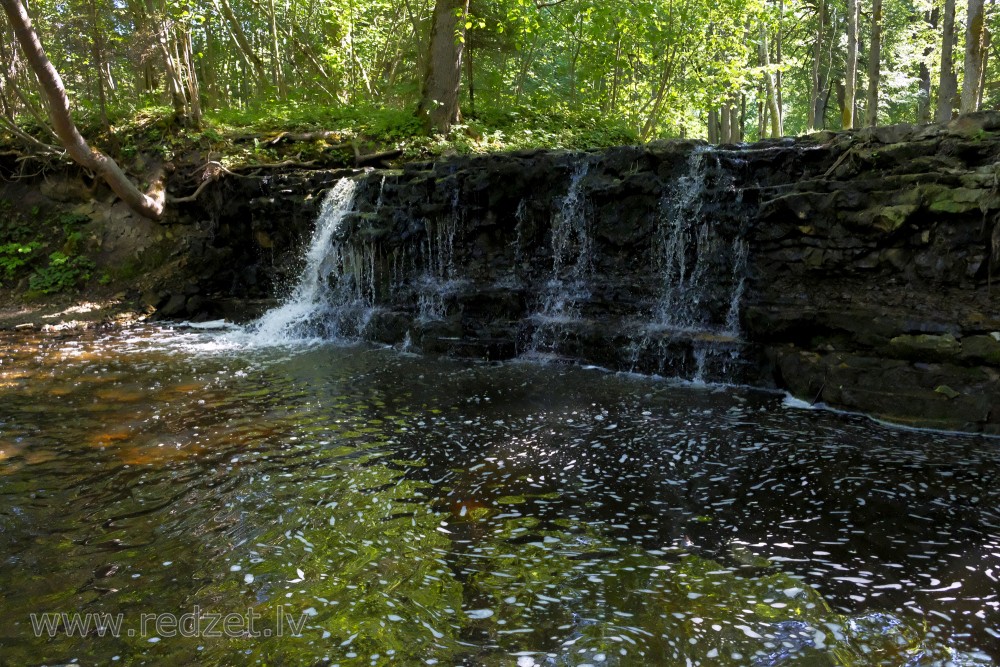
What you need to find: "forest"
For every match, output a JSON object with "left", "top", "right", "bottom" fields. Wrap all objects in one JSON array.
[{"left": 0, "top": 0, "right": 996, "bottom": 157}]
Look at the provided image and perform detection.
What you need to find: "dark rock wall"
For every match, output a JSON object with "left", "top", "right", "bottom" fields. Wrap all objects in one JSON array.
[
  {"left": 749, "top": 118, "right": 1000, "bottom": 433},
  {"left": 5, "top": 116, "right": 997, "bottom": 433},
  {"left": 187, "top": 117, "right": 999, "bottom": 433}
]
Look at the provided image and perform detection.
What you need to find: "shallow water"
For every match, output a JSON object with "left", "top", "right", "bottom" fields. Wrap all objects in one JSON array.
[{"left": 0, "top": 325, "right": 997, "bottom": 666}]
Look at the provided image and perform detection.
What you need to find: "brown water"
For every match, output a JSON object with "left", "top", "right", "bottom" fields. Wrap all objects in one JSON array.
[{"left": 0, "top": 325, "right": 997, "bottom": 666}]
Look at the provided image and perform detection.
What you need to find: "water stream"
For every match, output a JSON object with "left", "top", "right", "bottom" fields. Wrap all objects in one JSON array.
[
  {"left": 0, "top": 327, "right": 997, "bottom": 666},
  {"left": 248, "top": 179, "right": 365, "bottom": 343},
  {"left": 628, "top": 148, "right": 751, "bottom": 381}
]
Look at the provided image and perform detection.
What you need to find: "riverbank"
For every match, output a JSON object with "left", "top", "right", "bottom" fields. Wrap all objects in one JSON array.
[{"left": 0, "top": 298, "right": 144, "bottom": 331}]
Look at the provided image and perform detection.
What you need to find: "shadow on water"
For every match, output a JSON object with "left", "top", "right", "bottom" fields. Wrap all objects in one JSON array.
[{"left": 0, "top": 326, "right": 997, "bottom": 665}]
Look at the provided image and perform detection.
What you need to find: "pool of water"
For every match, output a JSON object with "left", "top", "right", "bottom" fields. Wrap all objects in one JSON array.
[{"left": 0, "top": 325, "right": 997, "bottom": 666}]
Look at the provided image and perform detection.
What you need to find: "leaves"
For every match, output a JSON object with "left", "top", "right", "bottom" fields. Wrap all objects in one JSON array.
[{"left": 2, "top": 0, "right": 996, "bottom": 149}]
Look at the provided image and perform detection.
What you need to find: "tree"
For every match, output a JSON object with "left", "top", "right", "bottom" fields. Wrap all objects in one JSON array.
[
  {"left": 865, "top": 0, "right": 882, "bottom": 126},
  {"left": 843, "top": 0, "right": 859, "bottom": 129},
  {"left": 417, "top": 0, "right": 470, "bottom": 134},
  {"left": 759, "top": 21, "right": 782, "bottom": 137},
  {"left": 807, "top": 0, "right": 825, "bottom": 131},
  {"left": 937, "top": 0, "right": 958, "bottom": 122},
  {"left": 0, "top": 0, "right": 163, "bottom": 220},
  {"left": 917, "top": 9, "right": 939, "bottom": 123},
  {"left": 961, "top": 0, "right": 986, "bottom": 113}
]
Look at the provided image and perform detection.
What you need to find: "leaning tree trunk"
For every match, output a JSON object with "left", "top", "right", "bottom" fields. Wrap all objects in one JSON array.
[
  {"left": 938, "top": 0, "right": 958, "bottom": 122},
  {"left": 0, "top": 0, "right": 163, "bottom": 220},
  {"left": 416, "top": 0, "right": 470, "bottom": 134},
  {"left": 961, "top": 0, "right": 986, "bottom": 113},
  {"left": 865, "top": 0, "right": 882, "bottom": 126}
]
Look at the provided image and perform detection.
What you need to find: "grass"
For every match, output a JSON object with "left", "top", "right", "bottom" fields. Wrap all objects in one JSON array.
[{"left": 50, "top": 101, "right": 642, "bottom": 168}]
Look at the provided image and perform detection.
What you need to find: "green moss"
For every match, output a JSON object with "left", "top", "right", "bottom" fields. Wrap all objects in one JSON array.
[
  {"left": 873, "top": 205, "right": 917, "bottom": 232},
  {"left": 927, "top": 187, "right": 984, "bottom": 214}
]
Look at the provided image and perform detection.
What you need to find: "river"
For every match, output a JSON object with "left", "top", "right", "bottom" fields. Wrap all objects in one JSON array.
[{"left": 0, "top": 325, "right": 996, "bottom": 665}]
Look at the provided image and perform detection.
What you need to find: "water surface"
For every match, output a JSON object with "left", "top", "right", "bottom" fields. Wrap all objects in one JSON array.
[{"left": 0, "top": 326, "right": 997, "bottom": 665}]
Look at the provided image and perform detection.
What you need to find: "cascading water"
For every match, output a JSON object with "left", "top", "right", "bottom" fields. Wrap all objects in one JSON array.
[
  {"left": 654, "top": 148, "right": 712, "bottom": 331},
  {"left": 417, "top": 179, "right": 463, "bottom": 322},
  {"left": 527, "top": 159, "right": 592, "bottom": 355},
  {"left": 724, "top": 235, "right": 749, "bottom": 337},
  {"left": 245, "top": 178, "right": 366, "bottom": 343},
  {"left": 238, "top": 148, "right": 753, "bottom": 383},
  {"left": 632, "top": 147, "right": 752, "bottom": 381}
]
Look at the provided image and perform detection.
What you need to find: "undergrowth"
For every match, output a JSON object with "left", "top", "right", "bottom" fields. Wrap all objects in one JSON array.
[{"left": 0, "top": 200, "right": 96, "bottom": 296}]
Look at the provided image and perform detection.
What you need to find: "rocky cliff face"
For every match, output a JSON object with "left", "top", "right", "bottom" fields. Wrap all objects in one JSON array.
[
  {"left": 749, "top": 117, "right": 1000, "bottom": 434},
  {"left": 5, "top": 115, "right": 998, "bottom": 433},
  {"left": 186, "top": 115, "right": 1000, "bottom": 434}
]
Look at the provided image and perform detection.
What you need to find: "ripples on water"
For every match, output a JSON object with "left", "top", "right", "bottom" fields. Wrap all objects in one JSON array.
[{"left": 0, "top": 326, "right": 997, "bottom": 666}]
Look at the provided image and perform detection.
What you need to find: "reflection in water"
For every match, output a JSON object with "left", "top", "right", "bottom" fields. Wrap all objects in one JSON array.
[{"left": 0, "top": 326, "right": 997, "bottom": 665}]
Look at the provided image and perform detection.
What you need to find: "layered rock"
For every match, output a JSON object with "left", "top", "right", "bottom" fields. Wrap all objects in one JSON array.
[
  {"left": 195, "top": 115, "right": 999, "bottom": 433},
  {"left": 749, "top": 116, "right": 1000, "bottom": 433},
  {"left": 4, "top": 115, "right": 998, "bottom": 433}
]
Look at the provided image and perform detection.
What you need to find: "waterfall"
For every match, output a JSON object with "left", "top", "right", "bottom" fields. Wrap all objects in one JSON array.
[
  {"left": 232, "top": 147, "right": 754, "bottom": 381},
  {"left": 724, "top": 236, "right": 749, "bottom": 337},
  {"left": 631, "top": 147, "right": 752, "bottom": 382},
  {"left": 244, "top": 178, "right": 363, "bottom": 344},
  {"left": 654, "top": 147, "right": 712, "bottom": 331},
  {"left": 417, "top": 178, "right": 462, "bottom": 322},
  {"left": 527, "top": 160, "right": 592, "bottom": 355}
]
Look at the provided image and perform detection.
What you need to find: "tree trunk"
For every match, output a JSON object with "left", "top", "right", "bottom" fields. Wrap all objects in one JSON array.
[
  {"left": 267, "top": 0, "right": 286, "bottom": 98},
  {"left": 962, "top": 0, "right": 987, "bottom": 113},
  {"left": 158, "top": 21, "right": 188, "bottom": 120},
  {"left": 759, "top": 23, "right": 781, "bottom": 138},
  {"left": 708, "top": 108, "right": 719, "bottom": 143},
  {"left": 978, "top": 27, "right": 992, "bottom": 109},
  {"left": 843, "top": 0, "right": 858, "bottom": 129},
  {"left": 865, "top": 0, "right": 882, "bottom": 126},
  {"left": 818, "top": 7, "right": 837, "bottom": 129},
  {"left": 918, "top": 9, "right": 939, "bottom": 123},
  {"left": 0, "top": 0, "right": 163, "bottom": 220},
  {"left": 610, "top": 36, "right": 622, "bottom": 112},
  {"left": 465, "top": 35, "right": 475, "bottom": 117},
  {"left": 416, "top": 0, "right": 469, "bottom": 134},
  {"left": 203, "top": 17, "right": 218, "bottom": 107},
  {"left": 215, "top": 0, "right": 270, "bottom": 90},
  {"left": 775, "top": 0, "right": 785, "bottom": 134},
  {"left": 88, "top": 0, "right": 109, "bottom": 131},
  {"left": 740, "top": 94, "right": 747, "bottom": 141},
  {"left": 180, "top": 27, "right": 202, "bottom": 127},
  {"left": 640, "top": 43, "right": 679, "bottom": 140},
  {"left": 938, "top": 0, "right": 958, "bottom": 122},
  {"left": 808, "top": 0, "right": 825, "bottom": 131},
  {"left": 758, "top": 98, "right": 766, "bottom": 140}
]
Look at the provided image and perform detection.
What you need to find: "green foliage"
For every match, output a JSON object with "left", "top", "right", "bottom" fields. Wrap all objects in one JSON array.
[
  {"left": 365, "top": 108, "right": 424, "bottom": 141},
  {"left": 0, "top": 242, "right": 42, "bottom": 286},
  {"left": 28, "top": 252, "right": 96, "bottom": 294},
  {"left": 1, "top": 0, "right": 996, "bottom": 160},
  {"left": 0, "top": 207, "right": 35, "bottom": 245}
]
